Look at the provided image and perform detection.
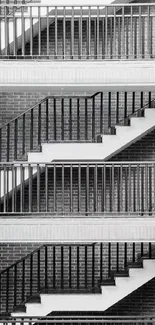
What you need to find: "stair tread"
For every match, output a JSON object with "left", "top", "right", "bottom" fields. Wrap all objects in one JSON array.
[
  {"left": 13, "top": 305, "right": 26, "bottom": 313},
  {"left": 41, "top": 288, "right": 101, "bottom": 294}
]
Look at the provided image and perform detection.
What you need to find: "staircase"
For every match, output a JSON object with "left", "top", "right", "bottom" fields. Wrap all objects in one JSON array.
[{"left": 4, "top": 243, "right": 154, "bottom": 317}]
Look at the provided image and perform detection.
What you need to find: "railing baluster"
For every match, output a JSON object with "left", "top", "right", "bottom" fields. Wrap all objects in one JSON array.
[
  {"left": 124, "top": 92, "right": 127, "bottom": 120},
  {"left": 92, "top": 244, "right": 95, "bottom": 287},
  {"left": 92, "top": 96, "right": 95, "bottom": 141},
  {"left": 100, "top": 93, "right": 103, "bottom": 135},
  {"left": 55, "top": 7, "right": 57, "bottom": 59},
  {"left": 124, "top": 242, "right": 127, "bottom": 268},
  {"left": 122, "top": 6, "right": 125, "bottom": 58},
  {"left": 37, "top": 164, "right": 40, "bottom": 212},
  {"left": 88, "top": 7, "right": 91, "bottom": 59},
  {"left": 20, "top": 164, "right": 23, "bottom": 213},
  {"left": 69, "top": 246, "right": 72, "bottom": 289},
  {"left": 38, "top": 103, "right": 41, "bottom": 145},
  {"left": 137, "top": 164, "right": 140, "bottom": 213},
  {"left": 7, "top": 124, "right": 10, "bottom": 162},
  {"left": 113, "top": 7, "right": 116, "bottom": 58},
  {"left": 46, "top": 7, "right": 49, "bottom": 56},
  {"left": 86, "top": 165, "right": 89, "bottom": 215},
  {"left": 21, "top": 6, "right": 25, "bottom": 56},
  {"left": 97, "top": 6, "right": 99, "bottom": 59},
  {"left": 71, "top": 7, "right": 74, "bottom": 59},
  {"left": 105, "top": 6, "right": 108, "bottom": 58},
  {"left": 5, "top": 6, "right": 8, "bottom": 56},
  {"left": 112, "top": 164, "right": 114, "bottom": 212},
  {"left": 141, "top": 165, "right": 144, "bottom": 214},
  {"left": 53, "top": 246, "right": 55, "bottom": 289},
  {"left": 126, "top": 17, "right": 129, "bottom": 59},
  {"left": 149, "top": 242, "right": 152, "bottom": 259},
  {"left": 77, "top": 98, "right": 80, "bottom": 141},
  {"left": 29, "top": 164, "right": 32, "bottom": 213},
  {"left": 108, "top": 92, "right": 111, "bottom": 129},
  {"left": 128, "top": 164, "right": 131, "bottom": 213},
  {"left": 30, "top": 6, "right": 33, "bottom": 56},
  {"left": 22, "top": 114, "right": 25, "bottom": 155},
  {"left": 85, "top": 98, "right": 88, "bottom": 141},
  {"left": 78, "top": 164, "right": 81, "bottom": 213},
  {"left": 132, "top": 92, "right": 135, "bottom": 114},
  {"left": 61, "top": 246, "right": 64, "bottom": 289},
  {"left": 130, "top": 6, "right": 133, "bottom": 59},
  {"left": 77, "top": 246, "right": 79, "bottom": 289},
  {"left": 45, "top": 246, "right": 48, "bottom": 291},
  {"left": 69, "top": 98, "right": 72, "bottom": 140},
  {"left": 0, "top": 129, "right": 2, "bottom": 162},
  {"left": 149, "top": 165, "right": 152, "bottom": 214},
  {"left": 103, "top": 164, "right": 106, "bottom": 212},
  {"left": 100, "top": 243, "right": 103, "bottom": 282},
  {"left": 54, "top": 98, "right": 57, "bottom": 141},
  {"left": 54, "top": 165, "right": 56, "bottom": 213},
  {"left": 45, "top": 165, "right": 48, "bottom": 213},
  {"left": 30, "top": 109, "right": 33, "bottom": 150},
  {"left": 141, "top": 92, "right": 143, "bottom": 109},
  {"left": 145, "top": 164, "right": 148, "bottom": 213},
  {"left": 85, "top": 245, "right": 87, "bottom": 288},
  {"left": 30, "top": 254, "right": 33, "bottom": 296},
  {"left": 139, "top": 6, "right": 142, "bottom": 59},
  {"left": 116, "top": 92, "right": 119, "bottom": 124},
  {"left": 70, "top": 165, "right": 73, "bottom": 213},
  {"left": 118, "top": 17, "right": 121, "bottom": 58},
  {"left": 62, "top": 164, "right": 64, "bottom": 213},
  {"left": 12, "top": 164, "right": 15, "bottom": 213},
  {"left": 22, "top": 259, "right": 25, "bottom": 301},
  {"left": 116, "top": 242, "right": 119, "bottom": 272},
  {"left": 79, "top": 7, "right": 82, "bottom": 59},
  {"left": 3, "top": 164, "right": 6, "bottom": 213},
  {"left": 102, "top": 14, "right": 105, "bottom": 59},
  {"left": 46, "top": 99, "right": 49, "bottom": 142},
  {"left": 63, "top": 7, "right": 66, "bottom": 59},
  {"left": 14, "top": 119, "right": 18, "bottom": 160},
  {"left": 134, "top": 15, "right": 137, "bottom": 59},
  {"left": 120, "top": 164, "right": 123, "bottom": 212},
  {"left": 141, "top": 242, "right": 143, "bottom": 257},
  {"left": 94, "top": 164, "right": 97, "bottom": 213},
  {"left": 61, "top": 98, "right": 64, "bottom": 141},
  {"left": 13, "top": 6, "right": 16, "bottom": 56},
  {"left": 38, "top": 250, "right": 40, "bottom": 292},
  {"left": 133, "top": 242, "right": 135, "bottom": 263},
  {"left": 147, "top": 5, "right": 150, "bottom": 59},
  {"left": 14, "top": 264, "right": 17, "bottom": 307},
  {"left": 108, "top": 243, "right": 111, "bottom": 277},
  {"left": 6, "top": 269, "right": 9, "bottom": 313}
]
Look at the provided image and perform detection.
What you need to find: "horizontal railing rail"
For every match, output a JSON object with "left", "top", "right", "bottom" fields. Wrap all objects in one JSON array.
[
  {"left": 0, "top": 242, "right": 154, "bottom": 315},
  {"left": 0, "top": 161, "right": 155, "bottom": 216},
  {"left": 0, "top": 91, "right": 154, "bottom": 162},
  {"left": 0, "top": 4, "right": 155, "bottom": 59}
]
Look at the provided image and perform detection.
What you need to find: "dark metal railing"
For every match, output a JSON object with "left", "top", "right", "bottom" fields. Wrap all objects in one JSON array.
[
  {"left": 0, "top": 91, "right": 154, "bottom": 162},
  {"left": 0, "top": 242, "right": 154, "bottom": 315},
  {"left": 0, "top": 161, "right": 155, "bottom": 216},
  {"left": 1, "top": 3, "right": 155, "bottom": 59}
]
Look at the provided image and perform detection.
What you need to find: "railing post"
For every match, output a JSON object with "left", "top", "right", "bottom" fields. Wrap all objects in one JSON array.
[{"left": 38, "top": 104, "right": 41, "bottom": 145}]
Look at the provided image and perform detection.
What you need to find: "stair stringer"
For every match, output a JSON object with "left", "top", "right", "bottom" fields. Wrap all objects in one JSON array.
[{"left": 11, "top": 259, "right": 155, "bottom": 316}]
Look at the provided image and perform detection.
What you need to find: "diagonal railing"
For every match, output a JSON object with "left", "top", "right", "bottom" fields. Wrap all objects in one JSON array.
[{"left": 0, "top": 242, "right": 154, "bottom": 315}]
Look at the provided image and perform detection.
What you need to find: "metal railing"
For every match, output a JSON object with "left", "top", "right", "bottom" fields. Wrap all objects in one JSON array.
[
  {"left": 0, "top": 91, "right": 154, "bottom": 162},
  {"left": 0, "top": 3, "right": 155, "bottom": 59},
  {"left": 0, "top": 161, "right": 155, "bottom": 216},
  {"left": 0, "top": 242, "right": 153, "bottom": 315}
]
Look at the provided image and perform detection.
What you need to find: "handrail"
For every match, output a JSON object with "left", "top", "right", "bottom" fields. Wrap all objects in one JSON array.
[{"left": 1, "top": 3, "right": 155, "bottom": 6}]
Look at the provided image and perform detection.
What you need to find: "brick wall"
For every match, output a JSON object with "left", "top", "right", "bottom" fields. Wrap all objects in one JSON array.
[{"left": 0, "top": 242, "right": 153, "bottom": 314}]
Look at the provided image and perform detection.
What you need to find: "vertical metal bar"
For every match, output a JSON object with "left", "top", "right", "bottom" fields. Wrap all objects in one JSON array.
[
  {"left": 108, "top": 92, "right": 111, "bottom": 129},
  {"left": 0, "top": 129, "right": 2, "bottom": 162},
  {"left": 113, "top": 6, "right": 116, "bottom": 58},
  {"left": 38, "top": 103, "right": 41, "bottom": 145},
  {"left": 149, "top": 165, "right": 152, "bottom": 214},
  {"left": 100, "top": 243, "right": 103, "bottom": 282},
  {"left": 149, "top": 242, "right": 152, "bottom": 259},
  {"left": 79, "top": 7, "right": 82, "bottom": 59},
  {"left": 133, "top": 242, "right": 135, "bottom": 263},
  {"left": 21, "top": 6, "right": 25, "bottom": 56},
  {"left": 100, "top": 93, "right": 103, "bottom": 134},
  {"left": 134, "top": 15, "right": 137, "bottom": 59},
  {"left": 85, "top": 245, "right": 87, "bottom": 288},
  {"left": 53, "top": 246, "right": 55, "bottom": 288},
  {"left": 62, "top": 164, "right": 64, "bottom": 213},
  {"left": 97, "top": 6, "right": 99, "bottom": 59},
  {"left": 30, "top": 254, "right": 33, "bottom": 296},
  {"left": 13, "top": 6, "right": 16, "bottom": 56},
  {"left": 94, "top": 164, "right": 97, "bottom": 212},
  {"left": 3, "top": 164, "right": 6, "bottom": 213},
  {"left": 22, "top": 260, "right": 25, "bottom": 301},
  {"left": 46, "top": 99, "right": 49, "bottom": 142},
  {"left": 111, "top": 164, "right": 114, "bottom": 212},
  {"left": 128, "top": 164, "right": 131, "bottom": 213},
  {"left": 71, "top": 7, "right": 74, "bottom": 59},
  {"left": 70, "top": 165, "right": 73, "bottom": 213},
  {"left": 108, "top": 243, "right": 111, "bottom": 277},
  {"left": 77, "top": 99, "right": 80, "bottom": 141},
  {"left": 61, "top": 98, "right": 64, "bottom": 141},
  {"left": 69, "top": 246, "right": 72, "bottom": 289},
  {"left": 105, "top": 6, "right": 108, "bottom": 58},
  {"left": 61, "top": 246, "right": 64, "bottom": 289},
  {"left": 122, "top": 6, "right": 125, "bottom": 58},
  {"left": 116, "top": 242, "right": 119, "bottom": 272},
  {"left": 132, "top": 92, "right": 135, "bottom": 114},
  {"left": 78, "top": 164, "right": 81, "bottom": 213},
  {"left": 7, "top": 124, "right": 10, "bottom": 162},
  {"left": 54, "top": 165, "right": 56, "bottom": 213},
  {"left": 85, "top": 98, "right": 88, "bottom": 141},
  {"left": 137, "top": 164, "right": 140, "bottom": 213},
  {"left": 147, "top": 5, "right": 150, "bottom": 58},
  {"left": 46, "top": 7, "right": 49, "bottom": 56},
  {"left": 141, "top": 165, "right": 144, "bottom": 213},
  {"left": 88, "top": 7, "right": 91, "bottom": 59},
  {"left": 77, "top": 246, "right": 79, "bottom": 289},
  {"left": 124, "top": 242, "right": 127, "bottom": 268},
  {"left": 29, "top": 164, "right": 32, "bottom": 213},
  {"left": 30, "top": 6, "right": 33, "bottom": 56},
  {"left": 145, "top": 164, "right": 148, "bottom": 213},
  {"left": 55, "top": 7, "right": 57, "bottom": 58},
  {"left": 86, "top": 165, "right": 89, "bottom": 215},
  {"left": 120, "top": 164, "right": 123, "bottom": 212},
  {"left": 22, "top": 114, "right": 25, "bottom": 155},
  {"left": 54, "top": 98, "right": 57, "bottom": 141},
  {"left": 141, "top": 92, "right": 143, "bottom": 109},
  {"left": 116, "top": 92, "right": 119, "bottom": 124},
  {"left": 12, "top": 164, "right": 15, "bottom": 213},
  {"left": 149, "top": 92, "right": 151, "bottom": 108},
  {"left": 63, "top": 7, "right": 66, "bottom": 59},
  {"left": 38, "top": 250, "right": 40, "bottom": 291},
  {"left": 103, "top": 164, "right": 106, "bottom": 212},
  {"left": 14, "top": 119, "right": 18, "bottom": 160},
  {"left": 141, "top": 242, "right": 143, "bottom": 257},
  {"left": 37, "top": 164, "right": 40, "bottom": 212},
  {"left": 14, "top": 264, "right": 17, "bottom": 307},
  {"left": 45, "top": 165, "right": 48, "bottom": 212},
  {"left": 102, "top": 15, "right": 105, "bottom": 59},
  {"left": 30, "top": 109, "right": 33, "bottom": 150},
  {"left": 130, "top": 6, "right": 133, "bottom": 58},
  {"left": 45, "top": 246, "right": 48, "bottom": 290},
  {"left": 92, "top": 245, "right": 95, "bottom": 287},
  {"left": 124, "top": 92, "right": 127, "bottom": 119},
  {"left": 5, "top": 6, "right": 8, "bottom": 56},
  {"left": 92, "top": 96, "right": 95, "bottom": 141},
  {"left": 139, "top": 6, "right": 142, "bottom": 59},
  {"left": 20, "top": 164, "right": 23, "bottom": 212},
  {"left": 69, "top": 98, "right": 72, "bottom": 140},
  {"left": 6, "top": 270, "right": 9, "bottom": 313},
  {"left": 126, "top": 17, "right": 129, "bottom": 59}
]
